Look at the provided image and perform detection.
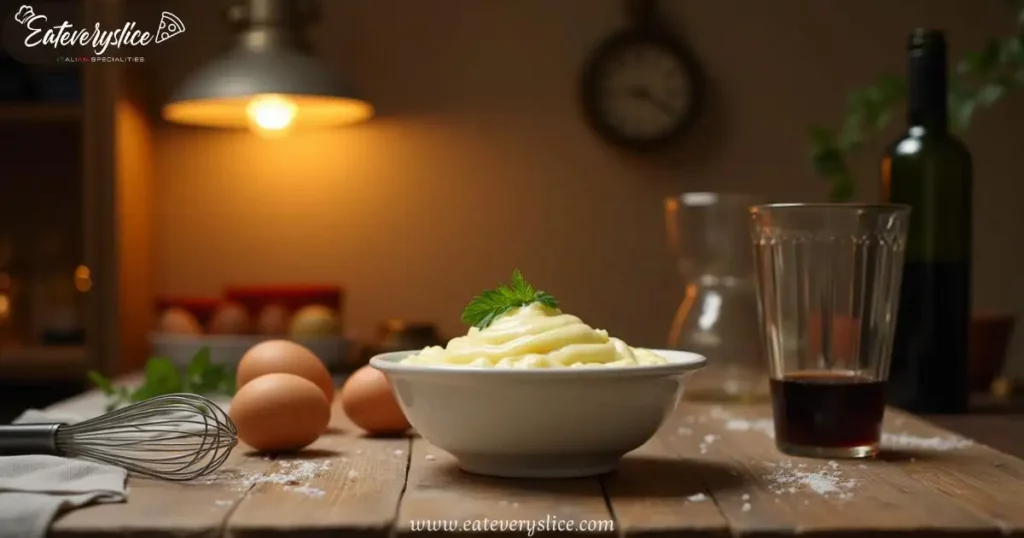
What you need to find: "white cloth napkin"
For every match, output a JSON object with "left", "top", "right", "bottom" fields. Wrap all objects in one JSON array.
[{"left": 0, "top": 410, "right": 127, "bottom": 538}]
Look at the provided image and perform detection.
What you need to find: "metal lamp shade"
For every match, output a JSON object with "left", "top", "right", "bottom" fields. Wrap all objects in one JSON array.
[{"left": 162, "top": 45, "right": 373, "bottom": 129}]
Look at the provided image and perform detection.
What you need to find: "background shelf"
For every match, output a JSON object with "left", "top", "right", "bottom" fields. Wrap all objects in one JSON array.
[
  {"left": 0, "top": 345, "right": 88, "bottom": 380},
  {"left": 0, "top": 103, "right": 81, "bottom": 122}
]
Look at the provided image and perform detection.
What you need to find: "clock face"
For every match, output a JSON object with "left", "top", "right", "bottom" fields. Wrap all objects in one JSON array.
[{"left": 580, "top": 32, "right": 702, "bottom": 150}]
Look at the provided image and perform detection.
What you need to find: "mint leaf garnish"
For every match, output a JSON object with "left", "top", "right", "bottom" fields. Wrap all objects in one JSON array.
[{"left": 460, "top": 269, "right": 559, "bottom": 329}]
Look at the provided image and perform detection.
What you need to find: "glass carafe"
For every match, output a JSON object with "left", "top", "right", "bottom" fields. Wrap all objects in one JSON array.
[{"left": 665, "top": 192, "right": 768, "bottom": 402}]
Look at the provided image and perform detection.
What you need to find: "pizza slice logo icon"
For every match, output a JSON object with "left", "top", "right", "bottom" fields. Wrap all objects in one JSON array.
[{"left": 155, "top": 11, "right": 185, "bottom": 43}]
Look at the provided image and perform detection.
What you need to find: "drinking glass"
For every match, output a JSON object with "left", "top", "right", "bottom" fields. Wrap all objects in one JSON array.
[{"left": 749, "top": 203, "right": 911, "bottom": 458}]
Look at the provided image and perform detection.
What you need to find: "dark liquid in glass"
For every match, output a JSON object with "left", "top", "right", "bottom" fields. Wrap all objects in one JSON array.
[{"left": 770, "top": 371, "right": 888, "bottom": 449}]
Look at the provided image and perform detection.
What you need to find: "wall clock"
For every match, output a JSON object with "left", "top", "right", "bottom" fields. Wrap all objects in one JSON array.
[{"left": 580, "top": 0, "right": 704, "bottom": 151}]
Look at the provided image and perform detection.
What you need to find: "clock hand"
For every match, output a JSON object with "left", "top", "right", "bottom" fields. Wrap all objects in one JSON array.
[{"left": 626, "top": 87, "right": 674, "bottom": 117}]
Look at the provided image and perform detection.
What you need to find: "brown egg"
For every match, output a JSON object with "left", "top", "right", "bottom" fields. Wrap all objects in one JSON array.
[
  {"left": 288, "top": 305, "right": 340, "bottom": 338},
  {"left": 257, "top": 303, "right": 290, "bottom": 336},
  {"left": 230, "top": 373, "right": 330, "bottom": 452},
  {"left": 340, "top": 365, "right": 410, "bottom": 435},
  {"left": 237, "top": 339, "right": 334, "bottom": 403},
  {"left": 208, "top": 301, "right": 251, "bottom": 334},
  {"left": 157, "top": 307, "right": 202, "bottom": 335}
]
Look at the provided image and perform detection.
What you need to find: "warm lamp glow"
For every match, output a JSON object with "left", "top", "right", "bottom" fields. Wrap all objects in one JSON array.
[
  {"left": 246, "top": 94, "right": 298, "bottom": 138},
  {"left": 162, "top": 94, "right": 374, "bottom": 136},
  {"left": 75, "top": 265, "right": 92, "bottom": 293}
]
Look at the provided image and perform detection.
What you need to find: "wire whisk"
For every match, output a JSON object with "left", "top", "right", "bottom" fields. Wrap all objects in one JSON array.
[{"left": 0, "top": 393, "right": 238, "bottom": 481}]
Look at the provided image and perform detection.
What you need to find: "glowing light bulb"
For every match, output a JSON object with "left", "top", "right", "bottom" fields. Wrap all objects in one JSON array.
[
  {"left": 245, "top": 94, "right": 298, "bottom": 138},
  {"left": 74, "top": 265, "right": 92, "bottom": 292}
]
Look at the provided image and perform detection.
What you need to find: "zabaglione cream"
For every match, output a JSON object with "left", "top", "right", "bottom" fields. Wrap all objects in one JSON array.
[{"left": 401, "top": 303, "right": 667, "bottom": 369}]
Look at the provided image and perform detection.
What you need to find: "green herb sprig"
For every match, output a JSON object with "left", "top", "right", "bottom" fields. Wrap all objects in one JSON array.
[
  {"left": 461, "top": 270, "right": 559, "bottom": 329},
  {"left": 811, "top": 0, "right": 1024, "bottom": 201},
  {"left": 87, "top": 347, "right": 236, "bottom": 411}
]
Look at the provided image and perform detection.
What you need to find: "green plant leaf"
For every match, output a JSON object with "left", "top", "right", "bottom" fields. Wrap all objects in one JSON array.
[
  {"left": 461, "top": 270, "right": 559, "bottom": 329},
  {"left": 812, "top": 5, "right": 1024, "bottom": 197},
  {"left": 873, "top": 108, "right": 893, "bottom": 132},
  {"left": 509, "top": 269, "right": 534, "bottom": 299},
  {"left": 828, "top": 173, "right": 856, "bottom": 203},
  {"left": 188, "top": 346, "right": 212, "bottom": 376},
  {"left": 976, "top": 83, "right": 1007, "bottom": 106},
  {"left": 132, "top": 357, "right": 182, "bottom": 401},
  {"left": 808, "top": 125, "right": 836, "bottom": 150},
  {"left": 811, "top": 145, "right": 847, "bottom": 178},
  {"left": 533, "top": 291, "right": 558, "bottom": 309},
  {"left": 999, "top": 34, "right": 1024, "bottom": 63},
  {"left": 838, "top": 115, "right": 864, "bottom": 151},
  {"left": 220, "top": 375, "right": 236, "bottom": 395},
  {"left": 86, "top": 370, "right": 115, "bottom": 395},
  {"left": 960, "top": 40, "right": 1002, "bottom": 77},
  {"left": 1010, "top": 0, "right": 1024, "bottom": 24},
  {"left": 872, "top": 74, "right": 905, "bottom": 131},
  {"left": 185, "top": 346, "right": 237, "bottom": 396},
  {"left": 875, "top": 74, "right": 906, "bottom": 101},
  {"left": 952, "top": 97, "right": 976, "bottom": 133}
]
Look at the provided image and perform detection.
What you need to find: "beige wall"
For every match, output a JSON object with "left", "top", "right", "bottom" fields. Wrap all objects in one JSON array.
[{"left": 143, "top": 0, "right": 1024, "bottom": 373}]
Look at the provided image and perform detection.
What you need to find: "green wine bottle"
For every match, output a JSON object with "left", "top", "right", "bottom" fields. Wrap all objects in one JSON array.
[{"left": 881, "top": 29, "right": 972, "bottom": 414}]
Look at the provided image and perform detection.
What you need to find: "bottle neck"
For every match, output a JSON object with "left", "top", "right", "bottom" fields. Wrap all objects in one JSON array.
[{"left": 906, "top": 36, "right": 948, "bottom": 131}]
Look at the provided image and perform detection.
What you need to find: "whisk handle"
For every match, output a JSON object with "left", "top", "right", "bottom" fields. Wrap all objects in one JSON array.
[{"left": 0, "top": 423, "right": 61, "bottom": 455}]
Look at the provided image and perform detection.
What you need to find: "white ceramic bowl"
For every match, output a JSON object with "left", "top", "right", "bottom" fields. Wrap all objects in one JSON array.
[{"left": 370, "top": 349, "right": 706, "bottom": 478}]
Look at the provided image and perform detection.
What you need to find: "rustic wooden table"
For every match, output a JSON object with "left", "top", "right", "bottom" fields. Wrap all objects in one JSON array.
[{"left": 40, "top": 389, "right": 1024, "bottom": 537}]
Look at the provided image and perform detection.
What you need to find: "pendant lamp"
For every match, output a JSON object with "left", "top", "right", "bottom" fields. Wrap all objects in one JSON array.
[{"left": 162, "top": 0, "right": 372, "bottom": 138}]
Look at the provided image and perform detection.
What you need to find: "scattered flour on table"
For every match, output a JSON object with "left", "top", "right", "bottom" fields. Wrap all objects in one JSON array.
[
  {"left": 742, "top": 502, "right": 752, "bottom": 512},
  {"left": 195, "top": 459, "right": 333, "bottom": 498},
  {"left": 393, "top": 449, "right": 405, "bottom": 456},
  {"left": 700, "top": 407, "right": 973, "bottom": 453},
  {"left": 881, "top": 432, "right": 973, "bottom": 450},
  {"left": 686, "top": 492, "right": 709, "bottom": 502},
  {"left": 725, "top": 418, "right": 776, "bottom": 438},
  {"left": 700, "top": 406, "right": 777, "bottom": 439},
  {"left": 765, "top": 460, "right": 857, "bottom": 500},
  {"left": 699, "top": 434, "right": 720, "bottom": 455},
  {"left": 741, "top": 493, "right": 750, "bottom": 501},
  {"left": 676, "top": 426, "right": 692, "bottom": 436},
  {"left": 425, "top": 454, "right": 436, "bottom": 461},
  {"left": 241, "top": 460, "right": 330, "bottom": 487},
  {"left": 214, "top": 500, "right": 233, "bottom": 507},
  {"left": 285, "top": 485, "right": 326, "bottom": 498}
]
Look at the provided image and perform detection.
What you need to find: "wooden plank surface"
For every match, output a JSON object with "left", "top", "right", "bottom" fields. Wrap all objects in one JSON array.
[
  {"left": 882, "top": 410, "right": 1024, "bottom": 534},
  {"left": 653, "top": 402, "right": 1010, "bottom": 537},
  {"left": 38, "top": 387, "right": 1024, "bottom": 538},
  {"left": 42, "top": 382, "right": 268, "bottom": 538},
  {"left": 225, "top": 411, "right": 411, "bottom": 538},
  {"left": 928, "top": 414, "right": 1024, "bottom": 459},
  {"left": 51, "top": 444, "right": 274, "bottom": 538},
  {"left": 394, "top": 440, "right": 615, "bottom": 538},
  {"left": 602, "top": 433, "right": 730, "bottom": 538}
]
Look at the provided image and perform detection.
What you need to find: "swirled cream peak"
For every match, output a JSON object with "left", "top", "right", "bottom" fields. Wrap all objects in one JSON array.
[{"left": 401, "top": 303, "right": 667, "bottom": 368}]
